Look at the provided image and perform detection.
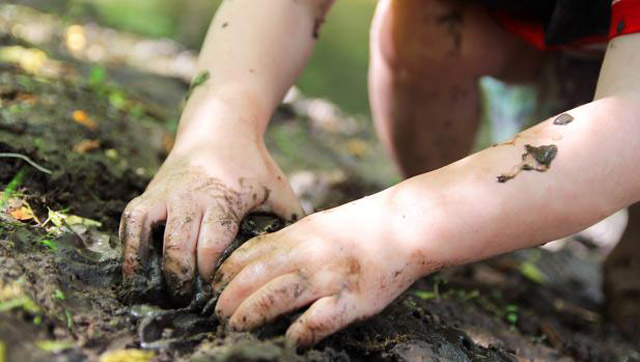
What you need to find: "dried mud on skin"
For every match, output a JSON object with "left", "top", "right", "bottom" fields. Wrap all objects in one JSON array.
[{"left": 0, "top": 63, "right": 639, "bottom": 362}]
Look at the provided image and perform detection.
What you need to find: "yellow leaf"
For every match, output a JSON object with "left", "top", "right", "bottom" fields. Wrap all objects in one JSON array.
[
  {"left": 35, "top": 340, "right": 75, "bottom": 353},
  {"left": 72, "top": 139, "right": 101, "bottom": 154},
  {"left": 47, "top": 209, "right": 65, "bottom": 228},
  {"left": 0, "top": 46, "right": 48, "bottom": 74},
  {"left": 346, "top": 138, "right": 369, "bottom": 157},
  {"left": 65, "top": 215, "right": 102, "bottom": 227},
  {"left": 71, "top": 110, "right": 98, "bottom": 130},
  {"left": 99, "top": 349, "right": 155, "bottom": 362}
]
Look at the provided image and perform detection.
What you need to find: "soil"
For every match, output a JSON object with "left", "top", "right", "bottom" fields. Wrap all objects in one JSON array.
[{"left": 1, "top": 19, "right": 640, "bottom": 362}]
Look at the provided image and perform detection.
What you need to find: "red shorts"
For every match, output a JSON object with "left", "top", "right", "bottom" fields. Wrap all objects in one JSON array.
[{"left": 494, "top": 0, "right": 640, "bottom": 51}]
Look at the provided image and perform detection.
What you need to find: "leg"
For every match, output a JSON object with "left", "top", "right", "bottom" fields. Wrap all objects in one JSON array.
[{"left": 369, "top": 0, "right": 545, "bottom": 178}]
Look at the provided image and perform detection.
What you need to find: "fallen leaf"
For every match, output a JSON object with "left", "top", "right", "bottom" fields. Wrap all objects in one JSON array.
[
  {"left": 71, "top": 110, "right": 98, "bottom": 130},
  {"left": 519, "top": 261, "right": 546, "bottom": 284},
  {"left": 38, "top": 239, "right": 57, "bottom": 250},
  {"left": 15, "top": 92, "right": 36, "bottom": 104},
  {"left": 35, "top": 340, "right": 75, "bottom": 353},
  {"left": 65, "top": 215, "right": 102, "bottom": 227},
  {"left": 4, "top": 198, "right": 36, "bottom": 222},
  {"left": 0, "top": 46, "right": 48, "bottom": 74},
  {"left": 47, "top": 209, "right": 65, "bottom": 228},
  {"left": 163, "top": 133, "right": 174, "bottom": 153},
  {"left": 9, "top": 205, "right": 34, "bottom": 221},
  {"left": 414, "top": 290, "right": 436, "bottom": 300},
  {"left": 72, "top": 139, "right": 101, "bottom": 154},
  {"left": 99, "top": 349, "right": 155, "bottom": 362},
  {"left": 346, "top": 138, "right": 369, "bottom": 157}
]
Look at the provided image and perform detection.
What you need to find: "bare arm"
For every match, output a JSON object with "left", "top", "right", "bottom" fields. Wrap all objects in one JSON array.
[
  {"left": 211, "top": 33, "right": 640, "bottom": 345},
  {"left": 120, "top": 0, "right": 336, "bottom": 303},
  {"left": 396, "top": 33, "right": 640, "bottom": 274},
  {"left": 175, "top": 0, "right": 334, "bottom": 148}
]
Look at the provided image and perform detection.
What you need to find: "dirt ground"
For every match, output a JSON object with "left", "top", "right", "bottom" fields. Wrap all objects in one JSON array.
[{"left": 1, "top": 6, "right": 640, "bottom": 362}]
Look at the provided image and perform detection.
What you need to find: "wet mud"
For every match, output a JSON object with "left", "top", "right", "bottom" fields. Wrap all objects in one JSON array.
[
  {"left": 497, "top": 144, "right": 558, "bottom": 183},
  {"left": 553, "top": 113, "right": 574, "bottom": 126},
  {"left": 1, "top": 46, "right": 639, "bottom": 362}
]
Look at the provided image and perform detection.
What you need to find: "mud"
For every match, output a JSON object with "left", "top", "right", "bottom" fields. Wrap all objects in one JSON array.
[
  {"left": 1, "top": 36, "right": 639, "bottom": 361},
  {"left": 184, "top": 71, "right": 210, "bottom": 101},
  {"left": 497, "top": 144, "right": 558, "bottom": 183},
  {"left": 553, "top": 113, "right": 574, "bottom": 126}
]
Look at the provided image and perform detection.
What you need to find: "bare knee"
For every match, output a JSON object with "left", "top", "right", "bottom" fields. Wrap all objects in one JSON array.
[
  {"left": 369, "top": 0, "right": 546, "bottom": 177},
  {"left": 371, "top": 0, "right": 516, "bottom": 83}
]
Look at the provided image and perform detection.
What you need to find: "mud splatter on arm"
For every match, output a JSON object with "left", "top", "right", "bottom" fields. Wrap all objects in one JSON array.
[
  {"left": 496, "top": 144, "right": 558, "bottom": 183},
  {"left": 184, "top": 70, "right": 210, "bottom": 101},
  {"left": 553, "top": 113, "right": 574, "bottom": 125}
]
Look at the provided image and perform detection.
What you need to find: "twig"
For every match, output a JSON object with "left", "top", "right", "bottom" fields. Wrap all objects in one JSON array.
[{"left": 0, "top": 152, "right": 52, "bottom": 174}]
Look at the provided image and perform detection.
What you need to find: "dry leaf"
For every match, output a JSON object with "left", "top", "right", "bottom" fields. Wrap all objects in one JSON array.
[
  {"left": 9, "top": 206, "right": 34, "bottom": 221},
  {"left": 71, "top": 110, "right": 98, "bottom": 130},
  {"left": 163, "top": 133, "right": 174, "bottom": 153},
  {"left": 4, "top": 199, "right": 35, "bottom": 222},
  {"left": 99, "top": 349, "right": 155, "bottom": 362},
  {"left": 73, "top": 139, "right": 101, "bottom": 154},
  {"left": 15, "top": 92, "right": 36, "bottom": 104},
  {"left": 346, "top": 138, "right": 369, "bottom": 157}
]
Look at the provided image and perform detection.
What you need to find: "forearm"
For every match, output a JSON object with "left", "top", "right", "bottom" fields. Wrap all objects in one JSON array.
[
  {"left": 391, "top": 95, "right": 640, "bottom": 273},
  {"left": 174, "top": 0, "right": 333, "bottom": 150}
]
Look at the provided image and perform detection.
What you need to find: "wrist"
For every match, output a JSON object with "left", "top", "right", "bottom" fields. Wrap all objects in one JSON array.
[
  {"left": 173, "top": 85, "right": 272, "bottom": 152},
  {"left": 380, "top": 173, "right": 462, "bottom": 279}
]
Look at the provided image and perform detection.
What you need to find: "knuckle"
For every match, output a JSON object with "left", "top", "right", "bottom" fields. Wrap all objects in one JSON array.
[
  {"left": 122, "top": 201, "right": 148, "bottom": 221},
  {"left": 167, "top": 192, "right": 193, "bottom": 206},
  {"left": 305, "top": 241, "right": 333, "bottom": 265},
  {"left": 245, "top": 261, "right": 267, "bottom": 277}
]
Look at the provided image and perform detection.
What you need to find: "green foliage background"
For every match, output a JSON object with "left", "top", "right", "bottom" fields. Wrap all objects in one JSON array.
[{"left": 87, "top": 0, "right": 377, "bottom": 116}]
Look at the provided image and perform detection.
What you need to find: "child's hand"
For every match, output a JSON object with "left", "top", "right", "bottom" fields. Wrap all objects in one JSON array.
[
  {"left": 120, "top": 138, "right": 303, "bottom": 303},
  {"left": 213, "top": 194, "right": 425, "bottom": 345}
]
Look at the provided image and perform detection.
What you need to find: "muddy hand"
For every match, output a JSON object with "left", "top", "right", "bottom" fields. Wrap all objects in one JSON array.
[
  {"left": 120, "top": 143, "right": 303, "bottom": 304},
  {"left": 212, "top": 195, "right": 423, "bottom": 346}
]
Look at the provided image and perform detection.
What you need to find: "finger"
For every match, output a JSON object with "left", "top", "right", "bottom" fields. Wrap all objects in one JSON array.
[
  {"left": 120, "top": 197, "right": 167, "bottom": 277},
  {"left": 162, "top": 201, "right": 203, "bottom": 304},
  {"left": 196, "top": 204, "right": 243, "bottom": 282},
  {"left": 215, "top": 248, "right": 300, "bottom": 318},
  {"left": 286, "top": 294, "right": 357, "bottom": 346},
  {"left": 257, "top": 177, "right": 305, "bottom": 222},
  {"left": 211, "top": 233, "right": 281, "bottom": 288},
  {"left": 228, "top": 272, "right": 316, "bottom": 331}
]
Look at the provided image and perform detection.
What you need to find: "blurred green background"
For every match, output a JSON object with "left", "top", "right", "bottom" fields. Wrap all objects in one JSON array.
[
  {"left": 9, "top": 0, "right": 528, "bottom": 150},
  {"left": 80, "top": 0, "right": 378, "bottom": 116}
]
